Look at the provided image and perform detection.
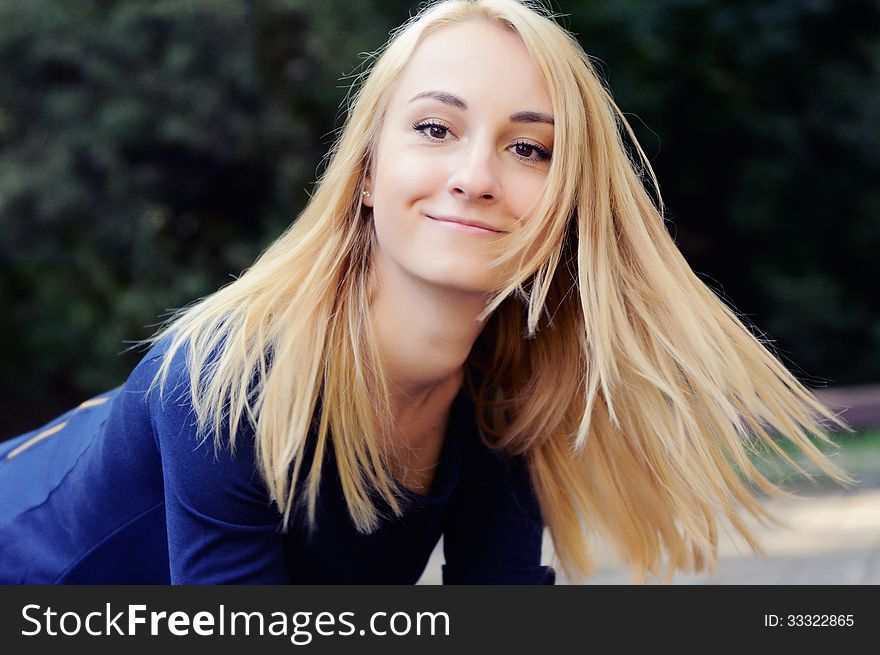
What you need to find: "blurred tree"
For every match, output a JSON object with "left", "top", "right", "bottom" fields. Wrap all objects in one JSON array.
[
  {"left": 567, "top": 0, "right": 880, "bottom": 384},
  {"left": 1, "top": 0, "right": 271, "bottom": 429}
]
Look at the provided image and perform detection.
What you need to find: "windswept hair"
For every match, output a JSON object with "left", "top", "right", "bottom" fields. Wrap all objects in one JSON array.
[{"left": 143, "top": 0, "right": 853, "bottom": 582}]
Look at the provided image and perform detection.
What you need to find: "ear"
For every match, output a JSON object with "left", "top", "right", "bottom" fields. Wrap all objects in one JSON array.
[
  {"left": 361, "top": 152, "right": 376, "bottom": 207},
  {"left": 361, "top": 175, "right": 374, "bottom": 208}
]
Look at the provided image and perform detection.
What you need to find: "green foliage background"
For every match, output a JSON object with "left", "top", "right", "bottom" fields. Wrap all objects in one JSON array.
[{"left": 1, "top": 0, "right": 878, "bottom": 435}]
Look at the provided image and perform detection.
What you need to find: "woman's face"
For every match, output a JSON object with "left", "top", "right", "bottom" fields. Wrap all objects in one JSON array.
[{"left": 364, "top": 19, "right": 554, "bottom": 295}]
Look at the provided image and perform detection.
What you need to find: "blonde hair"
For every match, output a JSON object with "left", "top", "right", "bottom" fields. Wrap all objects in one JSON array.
[{"left": 143, "top": 0, "right": 854, "bottom": 582}]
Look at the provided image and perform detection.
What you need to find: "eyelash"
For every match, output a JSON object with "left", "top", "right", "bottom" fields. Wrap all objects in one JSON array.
[{"left": 411, "top": 120, "right": 552, "bottom": 163}]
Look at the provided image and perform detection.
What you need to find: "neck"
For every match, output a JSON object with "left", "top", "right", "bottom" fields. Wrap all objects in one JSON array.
[{"left": 369, "top": 249, "right": 489, "bottom": 419}]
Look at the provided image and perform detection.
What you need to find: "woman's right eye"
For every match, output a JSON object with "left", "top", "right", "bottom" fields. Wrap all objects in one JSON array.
[{"left": 412, "top": 120, "right": 452, "bottom": 141}]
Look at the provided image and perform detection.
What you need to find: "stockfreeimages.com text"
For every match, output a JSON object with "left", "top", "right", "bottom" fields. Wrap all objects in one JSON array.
[{"left": 22, "top": 603, "right": 450, "bottom": 644}]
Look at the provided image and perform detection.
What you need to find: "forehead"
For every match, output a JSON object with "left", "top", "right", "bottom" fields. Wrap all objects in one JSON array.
[{"left": 388, "top": 19, "right": 553, "bottom": 115}]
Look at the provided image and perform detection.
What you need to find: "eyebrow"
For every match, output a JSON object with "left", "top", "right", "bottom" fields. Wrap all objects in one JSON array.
[{"left": 409, "top": 90, "right": 554, "bottom": 125}]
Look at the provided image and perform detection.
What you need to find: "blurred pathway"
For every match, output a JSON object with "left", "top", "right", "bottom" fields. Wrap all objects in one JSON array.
[
  {"left": 554, "top": 487, "right": 880, "bottom": 585},
  {"left": 417, "top": 385, "right": 880, "bottom": 585},
  {"left": 814, "top": 385, "right": 880, "bottom": 432},
  {"left": 417, "top": 486, "right": 880, "bottom": 585}
]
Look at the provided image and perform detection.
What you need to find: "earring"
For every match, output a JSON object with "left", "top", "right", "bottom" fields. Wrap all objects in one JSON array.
[{"left": 362, "top": 190, "right": 372, "bottom": 198}]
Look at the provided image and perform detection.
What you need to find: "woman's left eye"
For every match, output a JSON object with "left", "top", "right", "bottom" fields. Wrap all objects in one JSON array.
[{"left": 511, "top": 141, "right": 551, "bottom": 163}]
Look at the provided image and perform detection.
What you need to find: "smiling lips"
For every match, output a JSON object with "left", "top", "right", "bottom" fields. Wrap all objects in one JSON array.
[{"left": 427, "top": 215, "right": 506, "bottom": 235}]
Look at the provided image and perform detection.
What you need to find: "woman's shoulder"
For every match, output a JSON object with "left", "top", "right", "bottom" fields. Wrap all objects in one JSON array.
[
  {"left": 125, "top": 332, "right": 228, "bottom": 416},
  {"left": 120, "top": 333, "right": 183, "bottom": 398},
  {"left": 115, "top": 332, "right": 223, "bottom": 461},
  {"left": 135, "top": 333, "right": 276, "bottom": 526}
]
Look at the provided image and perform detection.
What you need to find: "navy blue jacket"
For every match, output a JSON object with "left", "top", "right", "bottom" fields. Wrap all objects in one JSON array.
[{"left": 0, "top": 337, "right": 554, "bottom": 584}]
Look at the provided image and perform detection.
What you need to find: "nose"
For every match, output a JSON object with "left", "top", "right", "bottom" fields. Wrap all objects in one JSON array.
[{"left": 447, "top": 138, "right": 501, "bottom": 202}]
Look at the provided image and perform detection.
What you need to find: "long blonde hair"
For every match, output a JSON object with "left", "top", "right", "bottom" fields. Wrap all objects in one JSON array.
[{"left": 143, "top": 0, "right": 854, "bottom": 582}]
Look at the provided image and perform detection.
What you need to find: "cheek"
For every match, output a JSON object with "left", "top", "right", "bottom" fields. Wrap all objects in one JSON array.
[
  {"left": 370, "top": 165, "right": 425, "bottom": 255},
  {"left": 507, "top": 173, "right": 548, "bottom": 221},
  {"left": 376, "top": 153, "right": 440, "bottom": 202},
  {"left": 373, "top": 130, "right": 441, "bottom": 194}
]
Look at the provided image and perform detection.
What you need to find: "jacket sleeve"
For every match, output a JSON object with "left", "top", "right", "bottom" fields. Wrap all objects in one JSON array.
[
  {"left": 147, "top": 339, "right": 289, "bottom": 584},
  {"left": 442, "top": 438, "right": 556, "bottom": 585}
]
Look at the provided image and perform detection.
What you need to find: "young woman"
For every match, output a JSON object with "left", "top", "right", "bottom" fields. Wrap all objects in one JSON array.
[{"left": 0, "top": 0, "right": 852, "bottom": 584}]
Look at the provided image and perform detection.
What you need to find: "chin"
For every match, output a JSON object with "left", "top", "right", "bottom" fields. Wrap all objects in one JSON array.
[
  {"left": 383, "top": 247, "right": 504, "bottom": 295},
  {"left": 417, "top": 269, "right": 498, "bottom": 296}
]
